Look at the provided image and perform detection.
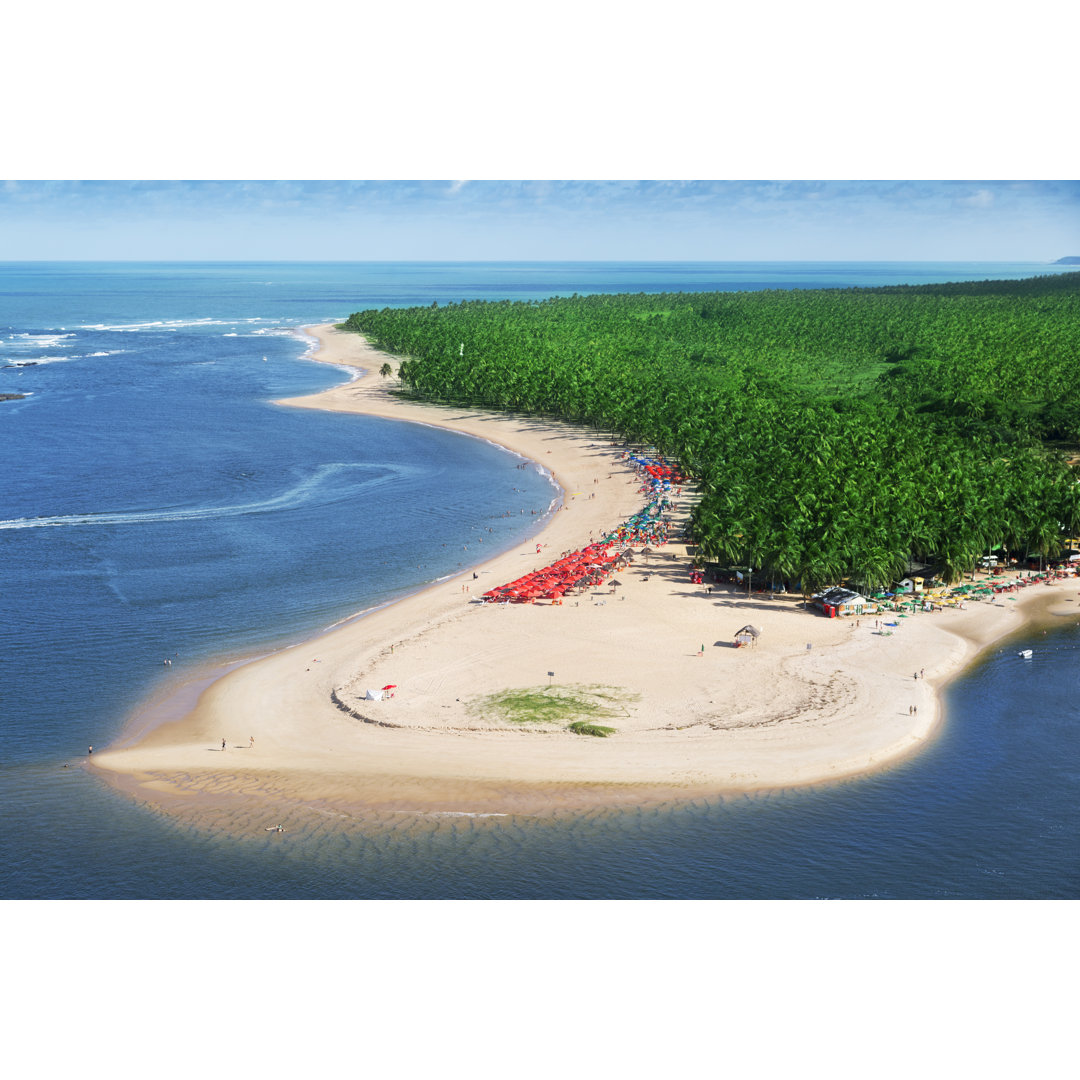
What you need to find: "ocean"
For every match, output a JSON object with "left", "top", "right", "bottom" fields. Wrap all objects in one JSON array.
[{"left": 2, "top": 260, "right": 1077, "bottom": 899}]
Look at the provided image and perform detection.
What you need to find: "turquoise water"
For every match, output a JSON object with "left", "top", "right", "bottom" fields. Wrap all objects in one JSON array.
[{"left": 2, "top": 261, "right": 1077, "bottom": 898}]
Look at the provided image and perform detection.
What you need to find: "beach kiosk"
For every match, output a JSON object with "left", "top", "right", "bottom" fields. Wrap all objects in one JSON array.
[{"left": 815, "top": 587, "right": 868, "bottom": 618}]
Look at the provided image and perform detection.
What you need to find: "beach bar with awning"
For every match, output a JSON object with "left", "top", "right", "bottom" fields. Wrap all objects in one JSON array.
[{"left": 814, "top": 587, "right": 869, "bottom": 618}]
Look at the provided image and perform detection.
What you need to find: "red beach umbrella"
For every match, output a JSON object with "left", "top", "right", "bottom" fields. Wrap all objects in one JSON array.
[{"left": 382, "top": 684, "right": 397, "bottom": 690}]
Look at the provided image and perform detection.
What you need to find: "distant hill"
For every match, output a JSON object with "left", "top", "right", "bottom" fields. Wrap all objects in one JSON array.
[{"left": 1053, "top": 256, "right": 1080, "bottom": 264}]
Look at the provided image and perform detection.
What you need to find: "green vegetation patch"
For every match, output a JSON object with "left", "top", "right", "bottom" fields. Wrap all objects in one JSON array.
[
  {"left": 468, "top": 684, "right": 635, "bottom": 730},
  {"left": 567, "top": 721, "right": 617, "bottom": 738},
  {"left": 346, "top": 274, "right": 1080, "bottom": 587}
]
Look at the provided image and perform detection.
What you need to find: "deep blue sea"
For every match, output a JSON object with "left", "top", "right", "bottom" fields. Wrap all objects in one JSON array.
[{"left": 2, "top": 261, "right": 1077, "bottom": 899}]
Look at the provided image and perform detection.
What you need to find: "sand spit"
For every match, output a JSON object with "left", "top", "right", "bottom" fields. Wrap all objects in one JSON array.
[{"left": 90, "top": 324, "right": 1080, "bottom": 831}]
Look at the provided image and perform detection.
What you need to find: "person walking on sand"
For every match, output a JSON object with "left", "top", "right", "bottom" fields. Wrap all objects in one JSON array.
[
  {"left": 222, "top": 738, "right": 226, "bottom": 751},
  {"left": 249, "top": 736, "right": 254, "bottom": 748}
]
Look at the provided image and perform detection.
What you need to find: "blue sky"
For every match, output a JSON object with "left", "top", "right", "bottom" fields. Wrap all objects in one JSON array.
[
  {"left": 1, "top": 180, "right": 1076, "bottom": 261},
  {"left": 4, "top": 5, "right": 1076, "bottom": 263}
]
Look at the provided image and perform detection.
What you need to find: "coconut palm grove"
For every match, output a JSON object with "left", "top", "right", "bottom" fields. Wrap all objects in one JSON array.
[{"left": 344, "top": 272, "right": 1080, "bottom": 592}]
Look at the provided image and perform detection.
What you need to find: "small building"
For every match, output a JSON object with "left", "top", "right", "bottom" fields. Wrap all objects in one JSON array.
[
  {"left": 814, "top": 587, "right": 868, "bottom": 618},
  {"left": 896, "top": 576, "right": 925, "bottom": 594}
]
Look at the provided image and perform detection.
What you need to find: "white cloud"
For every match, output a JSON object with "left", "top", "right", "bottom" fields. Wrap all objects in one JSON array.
[{"left": 961, "top": 188, "right": 995, "bottom": 209}]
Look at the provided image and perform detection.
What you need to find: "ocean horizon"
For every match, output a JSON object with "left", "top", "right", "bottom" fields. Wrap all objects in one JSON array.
[{"left": 2, "top": 260, "right": 1077, "bottom": 899}]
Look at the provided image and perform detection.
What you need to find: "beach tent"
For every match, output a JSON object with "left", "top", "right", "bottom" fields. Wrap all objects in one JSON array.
[{"left": 364, "top": 689, "right": 384, "bottom": 701}]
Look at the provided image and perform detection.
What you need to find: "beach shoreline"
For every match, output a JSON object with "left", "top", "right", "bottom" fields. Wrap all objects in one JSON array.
[{"left": 89, "top": 324, "right": 1080, "bottom": 832}]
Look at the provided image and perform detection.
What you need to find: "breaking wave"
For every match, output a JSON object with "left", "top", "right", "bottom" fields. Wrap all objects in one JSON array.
[
  {"left": 79, "top": 317, "right": 280, "bottom": 332},
  {"left": 0, "top": 462, "right": 394, "bottom": 531},
  {"left": 1, "top": 333, "right": 76, "bottom": 349}
]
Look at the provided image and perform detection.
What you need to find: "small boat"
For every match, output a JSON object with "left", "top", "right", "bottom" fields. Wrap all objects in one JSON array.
[{"left": 1018, "top": 649, "right": 1033, "bottom": 659}]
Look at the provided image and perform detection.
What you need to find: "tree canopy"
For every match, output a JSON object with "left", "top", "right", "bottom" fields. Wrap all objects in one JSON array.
[{"left": 344, "top": 272, "right": 1080, "bottom": 588}]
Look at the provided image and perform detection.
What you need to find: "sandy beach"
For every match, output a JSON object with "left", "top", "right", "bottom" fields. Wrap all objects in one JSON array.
[{"left": 91, "top": 324, "right": 1080, "bottom": 829}]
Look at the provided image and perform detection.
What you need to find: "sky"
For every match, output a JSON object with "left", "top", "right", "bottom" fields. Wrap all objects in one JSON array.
[
  {"left": 3, "top": 4, "right": 1077, "bottom": 262},
  {"left": 1, "top": 179, "right": 1077, "bottom": 261},
  {"left": 4, "top": 5, "right": 1074, "bottom": 1071}
]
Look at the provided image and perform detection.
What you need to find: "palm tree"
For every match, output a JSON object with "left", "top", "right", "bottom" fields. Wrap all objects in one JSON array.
[{"left": 344, "top": 276, "right": 1080, "bottom": 594}]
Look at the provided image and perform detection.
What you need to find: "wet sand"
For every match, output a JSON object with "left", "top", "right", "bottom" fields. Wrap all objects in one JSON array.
[{"left": 90, "top": 324, "right": 1080, "bottom": 832}]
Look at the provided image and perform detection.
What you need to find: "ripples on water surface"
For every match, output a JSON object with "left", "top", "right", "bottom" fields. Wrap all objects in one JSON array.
[
  {"left": 4, "top": 615, "right": 1078, "bottom": 899},
  {"left": 1, "top": 261, "right": 1077, "bottom": 899}
]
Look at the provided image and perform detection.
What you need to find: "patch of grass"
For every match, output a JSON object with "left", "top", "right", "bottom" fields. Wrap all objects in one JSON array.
[
  {"left": 467, "top": 683, "right": 635, "bottom": 728},
  {"left": 567, "top": 721, "right": 616, "bottom": 738}
]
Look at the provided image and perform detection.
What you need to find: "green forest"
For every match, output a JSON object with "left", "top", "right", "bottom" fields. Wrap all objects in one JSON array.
[{"left": 343, "top": 272, "right": 1080, "bottom": 590}]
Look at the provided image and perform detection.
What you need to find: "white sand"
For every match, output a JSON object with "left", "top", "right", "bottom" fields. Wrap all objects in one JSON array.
[{"left": 90, "top": 325, "right": 1080, "bottom": 826}]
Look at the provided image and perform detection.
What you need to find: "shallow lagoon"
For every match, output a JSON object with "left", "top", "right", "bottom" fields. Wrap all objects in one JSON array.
[{"left": 2, "top": 261, "right": 1076, "bottom": 899}]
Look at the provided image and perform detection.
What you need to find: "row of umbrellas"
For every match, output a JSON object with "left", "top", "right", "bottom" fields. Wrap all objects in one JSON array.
[
  {"left": 482, "top": 453, "right": 683, "bottom": 605},
  {"left": 870, "top": 570, "right": 1065, "bottom": 609},
  {"left": 626, "top": 454, "right": 685, "bottom": 499},
  {"left": 598, "top": 497, "right": 672, "bottom": 548},
  {"left": 481, "top": 542, "right": 633, "bottom": 603},
  {"left": 626, "top": 454, "right": 685, "bottom": 488}
]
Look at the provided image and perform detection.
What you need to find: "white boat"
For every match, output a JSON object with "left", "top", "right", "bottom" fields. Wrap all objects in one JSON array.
[{"left": 1018, "top": 649, "right": 1033, "bottom": 659}]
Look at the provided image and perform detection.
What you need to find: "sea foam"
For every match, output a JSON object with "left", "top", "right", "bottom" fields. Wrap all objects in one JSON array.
[
  {"left": 0, "top": 461, "right": 399, "bottom": 531},
  {"left": 2, "top": 333, "right": 75, "bottom": 349}
]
